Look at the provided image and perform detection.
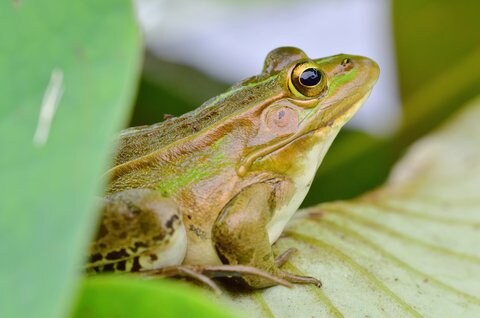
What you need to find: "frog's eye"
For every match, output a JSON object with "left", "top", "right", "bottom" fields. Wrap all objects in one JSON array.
[
  {"left": 290, "top": 62, "right": 327, "bottom": 98},
  {"left": 265, "top": 106, "right": 299, "bottom": 135},
  {"left": 299, "top": 68, "right": 321, "bottom": 86}
]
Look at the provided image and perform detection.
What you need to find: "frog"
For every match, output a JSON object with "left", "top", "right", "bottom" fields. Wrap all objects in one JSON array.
[{"left": 87, "top": 47, "right": 379, "bottom": 289}]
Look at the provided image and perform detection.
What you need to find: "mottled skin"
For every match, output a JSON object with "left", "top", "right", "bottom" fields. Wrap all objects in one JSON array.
[{"left": 87, "top": 47, "right": 379, "bottom": 288}]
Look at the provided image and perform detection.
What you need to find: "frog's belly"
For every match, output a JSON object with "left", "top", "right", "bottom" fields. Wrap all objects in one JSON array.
[
  {"left": 146, "top": 221, "right": 188, "bottom": 269},
  {"left": 266, "top": 130, "right": 339, "bottom": 244}
]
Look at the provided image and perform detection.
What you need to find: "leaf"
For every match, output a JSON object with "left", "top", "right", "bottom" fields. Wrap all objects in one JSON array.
[
  {"left": 0, "top": 2, "right": 142, "bottom": 318},
  {"left": 72, "top": 276, "right": 242, "bottom": 318},
  {"left": 221, "top": 97, "right": 480, "bottom": 316}
]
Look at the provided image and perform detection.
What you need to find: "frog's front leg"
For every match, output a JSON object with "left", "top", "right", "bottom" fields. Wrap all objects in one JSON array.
[
  {"left": 87, "top": 189, "right": 187, "bottom": 272},
  {"left": 212, "top": 183, "right": 322, "bottom": 288}
]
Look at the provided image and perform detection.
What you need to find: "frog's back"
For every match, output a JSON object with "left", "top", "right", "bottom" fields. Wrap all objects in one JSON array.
[
  {"left": 112, "top": 78, "right": 275, "bottom": 167},
  {"left": 113, "top": 100, "right": 221, "bottom": 166}
]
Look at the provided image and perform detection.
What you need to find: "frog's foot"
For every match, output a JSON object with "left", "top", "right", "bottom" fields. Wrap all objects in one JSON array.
[
  {"left": 142, "top": 264, "right": 292, "bottom": 295},
  {"left": 274, "top": 248, "right": 322, "bottom": 287}
]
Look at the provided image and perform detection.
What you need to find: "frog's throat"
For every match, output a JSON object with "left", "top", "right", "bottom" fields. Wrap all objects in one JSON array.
[
  {"left": 237, "top": 128, "right": 324, "bottom": 177},
  {"left": 236, "top": 90, "right": 371, "bottom": 177}
]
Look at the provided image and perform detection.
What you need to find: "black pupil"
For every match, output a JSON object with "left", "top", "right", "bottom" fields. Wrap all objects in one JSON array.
[{"left": 299, "top": 68, "right": 321, "bottom": 86}]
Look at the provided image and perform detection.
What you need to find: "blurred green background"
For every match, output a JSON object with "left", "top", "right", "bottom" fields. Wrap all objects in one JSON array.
[{"left": 2, "top": 1, "right": 480, "bottom": 318}]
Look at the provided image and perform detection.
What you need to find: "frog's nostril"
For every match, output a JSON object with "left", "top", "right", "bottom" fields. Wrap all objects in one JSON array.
[
  {"left": 341, "top": 58, "right": 351, "bottom": 66},
  {"left": 341, "top": 58, "right": 353, "bottom": 70}
]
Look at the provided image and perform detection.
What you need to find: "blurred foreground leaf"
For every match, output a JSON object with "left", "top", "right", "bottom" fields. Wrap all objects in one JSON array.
[
  {"left": 73, "top": 276, "right": 241, "bottom": 318},
  {"left": 0, "top": 1, "right": 142, "bottom": 318},
  {"left": 222, "top": 97, "right": 480, "bottom": 316}
]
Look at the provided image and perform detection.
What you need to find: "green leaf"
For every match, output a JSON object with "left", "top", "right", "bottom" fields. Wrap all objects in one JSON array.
[
  {"left": 0, "top": 2, "right": 142, "bottom": 318},
  {"left": 72, "top": 276, "right": 242, "bottom": 318},
  {"left": 222, "top": 97, "right": 480, "bottom": 316}
]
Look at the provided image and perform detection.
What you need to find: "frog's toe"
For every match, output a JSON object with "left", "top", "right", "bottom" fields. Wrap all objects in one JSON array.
[
  {"left": 274, "top": 247, "right": 298, "bottom": 267},
  {"left": 278, "top": 270, "right": 322, "bottom": 287}
]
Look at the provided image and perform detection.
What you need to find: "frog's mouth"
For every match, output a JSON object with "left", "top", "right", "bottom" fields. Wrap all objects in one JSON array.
[{"left": 237, "top": 90, "right": 371, "bottom": 177}]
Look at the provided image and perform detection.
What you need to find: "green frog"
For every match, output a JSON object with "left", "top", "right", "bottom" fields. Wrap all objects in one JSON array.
[{"left": 87, "top": 47, "right": 379, "bottom": 288}]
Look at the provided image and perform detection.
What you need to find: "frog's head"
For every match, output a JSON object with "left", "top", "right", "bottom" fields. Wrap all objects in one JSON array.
[{"left": 238, "top": 47, "right": 379, "bottom": 180}]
